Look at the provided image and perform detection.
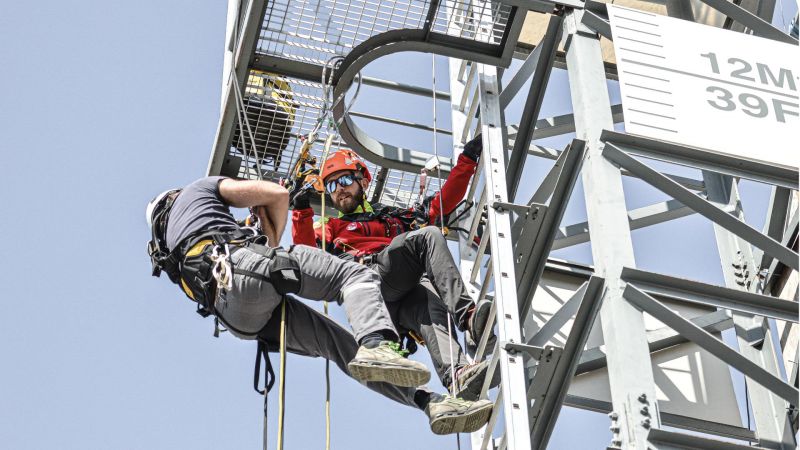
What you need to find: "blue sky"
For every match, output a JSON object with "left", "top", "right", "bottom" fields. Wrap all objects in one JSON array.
[{"left": 1, "top": 1, "right": 796, "bottom": 449}]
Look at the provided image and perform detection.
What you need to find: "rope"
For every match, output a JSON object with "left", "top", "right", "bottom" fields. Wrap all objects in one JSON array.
[
  {"left": 321, "top": 133, "right": 336, "bottom": 450},
  {"left": 431, "top": 54, "right": 458, "bottom": 398},
  {"left": 277, "top": 298, "right": 287, "bottom": 450}
]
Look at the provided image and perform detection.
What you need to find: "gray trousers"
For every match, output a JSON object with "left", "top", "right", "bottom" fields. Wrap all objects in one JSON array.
[
  {"left": 216, "top": 244, "right": 396, "bottom": 343},
  {"left": 256, "top": 295, "right": 419, "bottom": 408}
]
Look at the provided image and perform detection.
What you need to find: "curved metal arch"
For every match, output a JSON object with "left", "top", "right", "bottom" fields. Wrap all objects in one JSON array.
[{"left": 331, "top": 28, "right": 515, "bottom": 174}]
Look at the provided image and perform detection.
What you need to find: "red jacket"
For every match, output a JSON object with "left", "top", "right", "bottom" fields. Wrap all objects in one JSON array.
[{"left": 292, "top": 153, "right": 478, "bottom": 257}]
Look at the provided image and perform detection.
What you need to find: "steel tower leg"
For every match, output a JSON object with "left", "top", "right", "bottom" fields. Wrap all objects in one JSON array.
[{"left": 564, "top": 10, "right": 661, "bottom": 449}]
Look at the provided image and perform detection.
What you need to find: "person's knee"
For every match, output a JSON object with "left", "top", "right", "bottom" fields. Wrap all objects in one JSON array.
[{"left": 417, "top": 226, "right": 445, "bottom": 246}]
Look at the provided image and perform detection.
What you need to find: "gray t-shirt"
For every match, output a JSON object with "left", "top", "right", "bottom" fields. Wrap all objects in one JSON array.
[{"left": 166, "top": 176, "right": 239, "bottom": 250}]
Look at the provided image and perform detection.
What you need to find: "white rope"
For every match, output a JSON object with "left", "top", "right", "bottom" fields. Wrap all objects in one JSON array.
[{"left": 431, "top": 53, "right": 459, "bottom": 397}]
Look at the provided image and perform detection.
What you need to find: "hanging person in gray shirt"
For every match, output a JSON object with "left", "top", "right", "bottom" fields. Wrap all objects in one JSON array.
[
  {"left": 146, "top": 176, "right": 493, "bottom": 435},
  {"left": 148, "top": 175, "right": 428, "bottom": 384}
]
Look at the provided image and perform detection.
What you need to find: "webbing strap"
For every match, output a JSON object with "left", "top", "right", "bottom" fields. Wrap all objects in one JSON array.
[{"left": 254, "top": 339, "right": 276, "bottom": 395}]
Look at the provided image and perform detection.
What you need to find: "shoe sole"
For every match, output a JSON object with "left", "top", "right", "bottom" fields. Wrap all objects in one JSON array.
[
  {"left": 347, "top": 360, "right": 431, "bottom": 387},
  {"left": 456, "top": 364, "right": 501, "bottom": 401},
  {"left": 429, "top": 402, "right": 493, "bottom": 435}
]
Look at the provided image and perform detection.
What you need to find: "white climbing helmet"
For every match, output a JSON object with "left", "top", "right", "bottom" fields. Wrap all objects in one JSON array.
[{"left": 145, "top": 189, "right": 181, "bottom": 228}]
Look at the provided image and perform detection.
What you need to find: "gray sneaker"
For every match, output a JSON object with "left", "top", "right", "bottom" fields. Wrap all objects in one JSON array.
[
  {"left": 452, "top": 360, "right": 501, "bottom": 401},
  {"left": 425, "top": 396, "right": 493, "bottom": 435},
  {"left": 348, "top": 341, "right": 431, "bottom": 387},
  {"left": 466, "top": 299, "right": 497, "bottom": 354}
]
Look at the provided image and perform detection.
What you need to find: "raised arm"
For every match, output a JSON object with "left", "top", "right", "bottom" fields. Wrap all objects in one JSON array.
[{"left": 219, "top": 178, "right": 289, "bottom": 244}]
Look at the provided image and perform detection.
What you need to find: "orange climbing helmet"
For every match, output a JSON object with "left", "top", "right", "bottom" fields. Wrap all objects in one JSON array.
[{"left": 320, "top": 149, "right": 372, "bottom": 183}]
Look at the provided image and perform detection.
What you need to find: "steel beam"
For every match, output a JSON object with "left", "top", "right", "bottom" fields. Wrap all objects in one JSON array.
[
  {"left": 603, "top": 143, "right": 799, "bottom": 271},
  {"left": 564, "top": 395, "right": 758, "bottom": 442},
  {"left": 507, "top": 104, "right": 624, "bottom": 144},
  {"left": 516, "top": 140, "right": 585, "bottom": 317},
  {"left": 528, "top": 276, "right": 605, "bottom": 450},
  {"left": 624, "top": 285, "right": 799, "bottom": 404},
  {"left": 553, "top": 199, "right": 695, "bottom": 250},
  {"left": 620, "top": 267, "right": 799, "bottom": 323},
  {"left": 527, "top": 281, "right": 588, "bottom": 348},
  {"left": 207, "top": 0, "right": 267, "bottom": 176},
  {"left": 576, "top": 309, "right": 734, "bottom": 374},
  {"left": 647, "top": 429, "right": 768, "bottom": 450},
  {"left": 755, "top": 186, "right": 793, "bottom": 272},
  {"left": 601, "top": 130, "right": 799, "bottom": 189},
  {"left": 702, "top": 171, "right": 797, "bottom": 449},
  {"left": 506, "top": 15, "right": 563, "bottom": 200},
  {"left": 477, "top": 62, "right": 532, "bottom": 450},
  {"left": 694, "top": 0, "right": 798, "bottom": 44},
  {"left": 565, "top": 10, "right": 660, "bottom": 449}
]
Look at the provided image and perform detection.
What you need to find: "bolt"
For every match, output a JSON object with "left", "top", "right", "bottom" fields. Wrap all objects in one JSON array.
[
  {"left": 638, "top": 394, "right": 648, "bottom": 403},
  {"left": 610, "top": 439, "right": 622, "bottom": 447},
  {"left": 609, "top": 425, "right": 620, "bottom": 433},
  {"left": 640, "top": 406, "right": 650, "bottom": 416},
  {"left": 608, "top": 412, "right": 619, "bottom": 420},
  {"left": 641, "top": 419, "right": 651, "bottom": 429}
]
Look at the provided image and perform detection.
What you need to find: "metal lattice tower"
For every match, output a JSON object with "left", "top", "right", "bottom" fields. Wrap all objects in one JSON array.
[{"left": 207, "top": 0, "right": 799, "bottom": 448}]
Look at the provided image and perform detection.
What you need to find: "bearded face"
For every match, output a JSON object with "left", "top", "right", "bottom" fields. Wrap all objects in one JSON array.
[{"left": 328, "top": 172, "right": 367, "bottom": 214}]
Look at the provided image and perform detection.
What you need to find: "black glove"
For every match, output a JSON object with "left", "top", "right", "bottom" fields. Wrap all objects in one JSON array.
[
  {"left": 290, "top": 183, "right": 313, "bottom": 210},
  {"left": 462, "top": 134, "right": 483, "bottom": 162}
]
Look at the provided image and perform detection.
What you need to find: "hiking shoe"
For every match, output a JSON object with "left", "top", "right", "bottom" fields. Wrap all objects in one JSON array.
[
  {"left": 466, "top": 299, "right": 497, "bottom": 352},
  {"left": 425, "top": 395, "right": 493, "bottom": 435},
  {"left": 451, "top": 361, "right": 501, "bottom": 401},
  {"left": 348, "top": 341, "right": 431, "bottom": 387}
]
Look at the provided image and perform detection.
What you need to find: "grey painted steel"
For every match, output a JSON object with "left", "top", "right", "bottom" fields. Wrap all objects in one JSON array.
[
  {"left": 499, "top": 43, "right": 543, "bottom": 109},
  {"left": 528, "top": 276, "right": 605, "bottom": 450},
  {"left": 756, "top": 186, "right": 792, "bottom": 272},
  {"left": 764, "top": 211, "right": 799, "bottom": 295},
  {"left": 527, "top": 146, "right": 570, "bottom": 205},
  {"left": 581, "top": 9, "right": 612, "bottom": 40},
  {"left": 349, "top": 111, "right": 452, "bottom": 135},
  {"left": 603, "top": 143, "right": 800, "bottom": 271},
  {"left": 506, "top": 15, "right": 563, "bottom": 200},
  {"left": 565, "top": 10, "right": 661, "bottom": 449},
  {"left": 576, "top": 310, "right": 734, "bottom": 374},
  {"left": 620, "top": 267, "right": 799, "bottom": 323},
  {"left": 647, "top": 429, "right": 768, "bottom": 450},
  {"left": 330, "top": 28, "right": 515, "bottom": 174},
  {"left": 702, "top": 171, "right": 797, "bottom": 449},
  {"left": 601, "top": 130, "right": 799, "bottom": 189},
  {"left": 508, "top": 104, "right": 624, "bottom": 144},
  {"left": 516, "top": 140, "right": 585, "bottom": 317},
  {"left": 207, "top": 0, "right": 267, "bottom": 176},
  {"left": 623, "top": 285, "right": 799, "bottom": 404},
  {"left": 527, "top": 281, "right": 588, "bottom": 348},
  {"left": 477, "top": 62, "right": 533, "bottom": 450},
  {"left": 251, "top": 54, "right": 322, "bottom": 82},
  {"left": 695, "top": 0, "right": 798, "bottom": 43},
  {"left": 553, "top": 199, "right": 695, "bottom": 250},
  {"left": 498, "top": 0, "right": 585, "bottom": 11},
  {"left": 363, "top": 76, "right": 450, "bottom": 100},
  {"left": 563, "top": 395, "right": 759, "bottom": 442}
]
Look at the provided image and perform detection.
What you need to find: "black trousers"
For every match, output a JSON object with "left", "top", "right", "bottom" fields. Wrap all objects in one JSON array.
[
  {"left": 386, "top": 279, "right": 469, "bottom": 387},
  {"left": 372, "top": 227, "right": 475, "bottom": 386}
]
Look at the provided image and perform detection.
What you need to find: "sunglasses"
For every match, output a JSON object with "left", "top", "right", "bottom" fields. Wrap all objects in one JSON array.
[{"left": 326, "top": 174, "right": 362, "bottom": 194}]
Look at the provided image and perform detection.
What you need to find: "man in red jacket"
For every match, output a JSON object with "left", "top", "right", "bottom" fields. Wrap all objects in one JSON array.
[{"left": 290, "top": 136, "right": 497, "bottom": 400}]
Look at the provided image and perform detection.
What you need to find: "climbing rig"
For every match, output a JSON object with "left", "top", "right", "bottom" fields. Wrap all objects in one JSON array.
[{"left": 207, "top": 0, "right": 799, "bottom": 448}]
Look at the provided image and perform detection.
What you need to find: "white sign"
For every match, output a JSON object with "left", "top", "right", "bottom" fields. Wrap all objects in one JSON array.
[{"left": 608, "top": 5, "right": 800, "bottom": 170}]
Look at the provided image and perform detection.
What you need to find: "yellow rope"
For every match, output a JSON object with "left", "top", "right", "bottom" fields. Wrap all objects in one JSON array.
[
  {"left": 321, "top": 133, "right": 335, "bottom": 450},
  {"left": 277, "top": 298, "right": 287, "bottom": 450}
]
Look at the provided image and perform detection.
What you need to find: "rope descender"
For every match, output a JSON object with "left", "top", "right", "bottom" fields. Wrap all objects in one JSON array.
[{"left": 210, "top": 244, "right": 234, "bottom": 292}]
